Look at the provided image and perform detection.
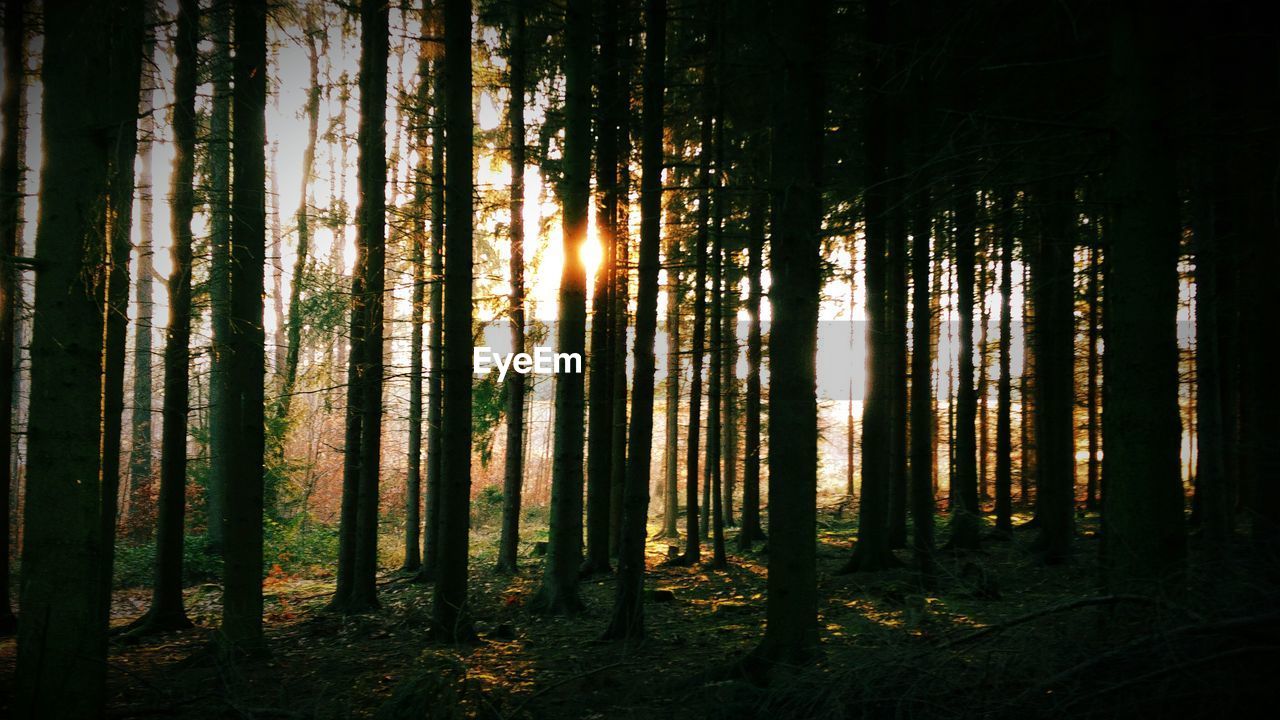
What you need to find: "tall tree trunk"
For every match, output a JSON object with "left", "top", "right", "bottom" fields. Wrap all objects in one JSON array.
[
  {"left": 206, "top": 1, "right": 233, "bottom": 555},
  {"left": 277, "top": 21, "right": 322, "bottom": 426},
  {"left": 133, "top": 0, "right": 199, "bottom": 634},
  {"left": 845, "top": 0, "right": 898, "bottom": 572},
  {"left": 722, "top": 246, "right": 738, "bottom": 529},
  {"left": 220, "top": 0, "right": 268, "bottom": 654},
  {"left": 738, "top": 190, "right": 766, "bottom": 549},
  {"left": 749, "top": 0, "right": 827, "bottom": 666},
  {"left": 662, "top": 233, "right": 681, "bottom": 539},
  {"left": 1085, "top": 219, "right": 1101, "bottom": 512},
  {"left": 949, "top": 185, "right": 981, "bottom": 549},
  {"left": 129, "top": 16, "right": 157, "bottom": 529},
  {"left": 1192, "top": 168, "right": 1228, "bottom": 550},
  {"left": 910, "top": 191, "right": 935, "bottom": 570},
  {"left": 994, "top": 191, "right": 1015, "bottom": 534},
  {"left": 706, "top": 5, "right": 727, "bottom": 565},
  {"left": 886, "top": 181, "right": 909, "bottom": 549},
  {"left": 1101, "top": 2, "right": 1186, "bottom": 590},
  {"left": 497, "top": 0, "right": 528, "bottom": 574},
  {"left": 16, "top": 0, "right": 143, "bottom": 712},
  {"left": 1031, "top": 180, "right": 1076, "bottom": 564},
  {"left": 584, "top": 0, "right": 619, "bottom": 575},
  {"left": 432, "top": 0, "right": 477, "bottom": 639},
  {"left": 603, "top": 0, "right": 665, "bottom": 641},
  {"left": 402, "top": 31, "right": 429, "bottom": 574},
  {"left": 677, "top": 26, "right": 712, "bottom": 566},
  {"left": 1020, "top": 258, "right": 1037, "bottom": 506},
  {"left": 419, "top": 55, "right": 446, "bottom": 580},
  {"left": 0, "top": 0, "right": 25, "bottom": 637},
  {"left": 334, "top": 0, "right": 388, "bottom": 613}
]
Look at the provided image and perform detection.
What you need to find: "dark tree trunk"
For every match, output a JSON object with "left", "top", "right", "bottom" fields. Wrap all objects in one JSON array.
[
  {"left": 749, "top": 0, "right": 827, "bottom": 666},
  {"left": 994, "top": 191, "right": 1015, "bottom": 534},
  {"left": 662, "top": 232, "right": 681, "bottom": 539},
  {"left": 1101, "top": 2, "right": 1186, "bottom": 590},
  {"left": 403, "top": 35, "right": 429, "bottom": 574},
  {"left": 738, "top": 190, "right": 767, "bottom": 550},
  {"left": 497, "top": 0, "right": 527, "bottom": 574},
  {"left": 722, "top": 244, "right": 739, "bottom": 529},
  {"left": 1085, "top": 219, "right": 1101, "bottom": 512},
  {"left": 910, "top": 192, "right": 935, "bottom": 569},
  {"left": 846, "top": 0, "right": 899, "bottom": 572},
  {"left": 134, "top": 0, "right": 199, "bottom": 633},
  {"left": 1192, "top": 168, "right": 1228, "bottom": 550},
  {"left": 584, "top": 0, "right": 619, "bottom": 576},
  {"left": 706, "top": 8, "right": 727, "bottom": 565},
  {"left": 129, "top": 16, "right": 157, "bottom": 529},
  {"left": 17, "top": 1, "right": 143, "bottom": 713},
  {"left": 432, "top": 0, "right": 477, "bottom": 639},
  {"left": 531, "top": 0, "right": 590, "bottom": 614},
  {"left": 220, "top": 0, "right": 268, "bottom": 653},
  {"left": 205, "top": 1, "right": 232, "bottom": 555},
  {"left": 1030, "top": 180, "right": 1076, "bottom": 564},
  {"left": 278, "top": 21, "right": 322, "bottom": 426},
  {"left": 420, "top": 56, "right": 446, "bottom": 580},
  {"left": 603, "top": 0, "right": 665, "bottom": 641},
  {"left": 886, "top": 183, "right": 909, "bottom": 549},
  {"left": 0, "top": 0, "right": 24, "bottom": 637},
  {"left": 948, "top": 185, "right": 981, "bottom": 550}
]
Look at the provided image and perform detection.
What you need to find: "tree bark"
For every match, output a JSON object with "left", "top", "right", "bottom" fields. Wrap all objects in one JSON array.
[
  {"left": 497, "top": 0, "right": 528, "bottom": 574},
  {"left": 750, "top": 0, "right": 827, "bottom": 666},
  {"left": 948, "top": 185, "right": 981, "bottom": 550},
  {"left": 910, "top": 191, "right": 935, "bottom": 569},
  {"left": 994, "top": 191, "right": 1015, "bottom": 534},
  {"left": 16, "top": 0, "right": 143, "bottom": 712},
  {"left": 1101, "top": 1, "right": 1186, "bottom": 590},
  {"left": 432, "top": 0, "right": 477, "bottom": 639},
  {"left": 206, "top": 0, "right": 232, "bottom": 554},
  {"left": 128, "top": 15, "right": 157, "bottom": 529},
  {"left": 0, "top": 0, "right": 24, "bottom": 636},
  {"left": 603, "top": 0, "right": 665, "bottom": 641},
  {"left": 738, "top": 190, "right": 766, "bottom": 549}
]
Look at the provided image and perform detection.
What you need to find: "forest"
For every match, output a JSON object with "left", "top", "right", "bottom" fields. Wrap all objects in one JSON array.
[{"left": 1, "top": 0, "right": 1278, "bottom": 717}]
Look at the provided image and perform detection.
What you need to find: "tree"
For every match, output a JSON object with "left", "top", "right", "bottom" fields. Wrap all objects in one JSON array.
[
  {"left": 128, "top": 11, "right": 158, "bottom": 527},
  {"left": 749, "top": 0, "right": 827, "bottom": 667},
  {"left": 432, "top": 0, "right": 477, "bottom": 639},
  {"left": 531, "top": 0, "right": 590, "bottom": 614},
  {"left": 420, "top": 54, "right": 446, "bottom": 581},
  {"left": 403, "top": 26, "right": 430, "bottom": 574},
  {"left": 16, "top": 0, "right": 144, "bottom": 711},
  {"left": 994, "top": 191, "right": 1015, "bottom": 534},
  {"left": 1031, "top": 180, "right": 1076, "bottom": 563},
  {"left": 584, "top": 0, "right": 619, "bottom": 576},
  {"left": 332, "top": 0, "right": 389, "bottom": 615},
  {"left": 737, "top": 189, "right": 767, "bottom": 549},
  {"left": 220, "top": 0, "right": 268, "bottom": 653},
  {"left": 131, "top": 0, "right": 199, "bottom": 634},
  {"left": 1100, "top": 1, "right": 1185, "bottom": 589},
  {"left": 206, "top": 0, "right": 233, "bottom": 555},
  {"left": 948, "top": 185, "right": 981, "bottom": 550},
  {"left": 604, "top": 0, "right": 665, "bottom": 642},
  {"left": 910, "top": 192, "right": 935, "bottom": 570},
  {"left": 845, "top": 0, "right": 899, "bottom": 572},
  {"left": 497, "top": 0, "right": 528, "bottom": 574},
  {"left": 277, "top": 6, "right": 323, "bottom": 426},
  {"left": 0, "top": 0, "right": 25, "bottom": 637}
]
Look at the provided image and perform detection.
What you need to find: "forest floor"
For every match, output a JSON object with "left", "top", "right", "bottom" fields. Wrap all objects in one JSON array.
[{"left": 2, "top": 507, "right": 1277, "bottom": 719}]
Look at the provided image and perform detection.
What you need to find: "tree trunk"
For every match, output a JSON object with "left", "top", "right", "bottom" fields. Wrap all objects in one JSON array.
[
  {"left": 497, "top": 0, "right": 528, "bottom": 574},
  {"left": 994, "top": 191, "right": 1015, "bottom": 534},
  {"left": 1030, "top": 180, "right": 1076, "bottom": 564},
  {"left": 402, "top": 35, "right": 429, "bottom": 574},
  {"left": 910, "top": 191, "right": 935, "bottom": 569},
  {"left": 206, "top": 1, "right": 233, "bottom": 555},
  {"left": 603, "top": 0, "right": 665, "bottom": 641},
  {"left": 277, "top": 21, "right": 322, "bottom": 426},
  {"left": 135, "top": 0, "right": 199, "bottom": 633},
  {"left": 662, "top": 231, "right": 681, "bottom": 539},
  {"left": 129, "top": 17, "right": 157, "bottom": 530},
  {"left": 706, "top": 8, "right": 727, "bottom": 565},
  {"left": 584, "top": 0, "right": 619, "bottom": 575},
  {"left": 948, "top": 185, "right": 981, "bottom": 550},
  {"left": 420, "top": 55, "right": 446, "bottom": 580},
  {"left": 750, "top": 0, "right": 827, "bottom": 666},
  {"left": 16, "top": 1, "right": 143, "bottom": 712},
  {"left": 1085, "top": 219, "right": 1101, "bottom": 512},
  {"left": 738, "top": 190, "right": 766, "bottom": 549},
  {"left": 0, "top": 0, "right": 24, "bottom": 636},
  {"left": 219, "top": 0, "right": 268, "bottom": 654},
  {"left": 845, "top": 0, "right": 899, "bottom": 572},
  {"left": 1101, "top": 2, "right": 1186, "bottom": 590},
  {"left": 433, "top": 0, "right": 477, "bottom": 638}
]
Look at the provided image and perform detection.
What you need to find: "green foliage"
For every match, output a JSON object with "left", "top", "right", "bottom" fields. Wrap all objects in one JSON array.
[
  {"left": 471, "top": 371, "right": 507, "bottom": 468},
  {"left": 471, "top": 485, "right": 505, "bottom": 528},
  {"left": 264, "top": 514, "right": 340, "bottom": 576},
  {"left": 113, "top": 534, "right": 223, "bottom": 589}
]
